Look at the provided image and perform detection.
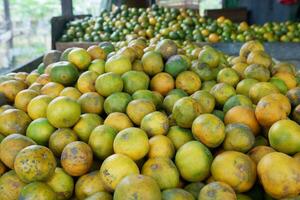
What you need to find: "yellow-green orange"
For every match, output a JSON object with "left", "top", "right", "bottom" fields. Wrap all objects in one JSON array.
[
  {"left": 49, "top": 128, "right": 78, "bottom": 157},
  {"left": 26, "top": 118, "right": 56, "bottom": 146},
  {"left": 198, "top": 46, "right": 220, "bottom": 68},
  {"left": 27, "top": 95, "right": 52, "bottom": 119},
  {"left": 77, "top": 71, "right": 98, "bottom": 93},
  {"left": 255, "top": 93, "right": 291, "bottom": 127},
  {"left": 88, "top": 125, "right": 117, "bottom": 160},
  {"left": 199, "top": 181, "right": 237, "bottom": 200},
  {"left": 223, "top": 123, "right": 255, "bottom": 153},
  {"left": 0, "top": 133, "right": 36, "bottom": 169},
  {"left": 61, "top": 141, "right": 93, "bottom": 176},
  {"left": 60, "top": 87, "right": 82, "bottom": 100},
  {"left": 19, "top": 182, "right": 56, "bottom": 200},
  {"left": 167, "top": 126, "right": 193, "bottom": 150},
  {"left": 236, "top": 79, "right": 259, "bottom": 97},
  {"left": 249, "top": 82, "right": 279, "bottom": 104},
  {"left": 104, "top": 92, "right": 132, "bottom": 114},
  {"left": 210, "top": 83, "right": 236, "bottom": 106},
  {"left": 14, "top": 89, "right": 39, "bottom": 112},
  {"left": 175, "top": 71, "right": 201, "bottom": 94},
  {"left": 148, "top": 135, "right": 175, "bottom": 159},
  {"left": 95, "top": 72, "right": 123, "bottom": 97},
  {"left": 223, "top": 94, "right": 253, "bottom": 113},
  {"left": 175, "top": 141, "right": 213, "bottom": 182},
  {"left": 141, "top": 111, "right": 169, "bottom": 136},
  {"left": 75, "top": 171, "right": 106, "bottom": 200},
  {"left": 68, "top": 48, "right": 91, "bottom": 70},
  {"left": 191, "top": 90, "right": 215, "bottom": 113},
  {"left": 46, "top": 167, "right": 74, "bottom": 200},
  {"left": 114, "top": 174, "right": 161, "bottom": 200},
  {"left": 257, "top": 152, "right": 300, "bottom": 199},
  {"left": 104, "top": 112, "right": 133, "bottom": 132},
  {"left": 192, "top": 114, "right": 225, "bottom": 148},
  {"left": 14, "top": 145, "right": 56, "bottom": 183},
  {"left": 73, "top": 113, "right": 103, "bottom": 142},
  {"left": 113, "top": 127, "right": 149, "bottom": 161},
  {"left": 126, "top": 99, "right": 156, "bottom": 125},
  {"left": 77, "top": 92, "right": 104, "bottom": 114},
  {"left": 268, "top": 119, "right": 300, "bottom": 154},
  {"left": 172, "top": 97, "right": 202, "bottom": 128},
  {"left": 50, "top": 61, "right": 79, "bottom": 86},
  {"left": 41, "top": 82, "right": 64, "bottom": 98},
  {"left": 105, "top": 54, "right": 132, "bottom": 75},
  {"left": 122, "top": 70, "right": 150, "bottom": 94},
  {"left": 211, "top": 151, "right": 256, "bottom": 192},
  {"left": 47, "top": 96, "right": 81, "bottom": 128},
  {"left": 0, "top": 170, "right": 26, "bottom": 200},
  {"left": 0, "top": 109, "right": 31, "bottom": 136},
  {"left": 244, "top": 64, "right": 270, "bottom": 82},
  {"left": 88, "top": 59, "right": 105, "bottom": 75},
  {"left": 99, "top": 154, "right": 139, "bottom": 191},
  {"left": 142, "top": 157, "right": 179, "bottom": 190},
  {"left": 217, "top": 68, "right": 240, "bottom": 87}
]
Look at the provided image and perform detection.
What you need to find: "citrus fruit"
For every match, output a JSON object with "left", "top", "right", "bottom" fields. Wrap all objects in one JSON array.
[{"left": 47, "top": 96, "right": 81, "bottom": 128}]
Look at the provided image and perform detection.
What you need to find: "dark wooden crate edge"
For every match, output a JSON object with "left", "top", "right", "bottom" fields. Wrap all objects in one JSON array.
[
  {"left": 2, "top": 41, "right": 300, "bottom": 75},
  {"left": 55, "top": 42, "right": 98, "bottom": 51},
  {"left": 51, "top": 15, "right": 92, "bottom": 50}
]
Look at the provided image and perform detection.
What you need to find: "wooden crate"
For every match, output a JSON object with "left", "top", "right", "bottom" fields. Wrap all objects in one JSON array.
[
  {"left": 55, "top": 42, "right": 98, "bottom": 52},
  {"left": 157, "top": 0, "right": 199, "bottom": 9}
]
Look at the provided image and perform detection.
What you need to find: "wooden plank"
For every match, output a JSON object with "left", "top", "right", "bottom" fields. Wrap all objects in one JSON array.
[
  {"left": 207, "top": 42, "right": 300, "bottom": 60},
  {"left": 55, "top": 42, "right": 98, "bottom": 51},
  {"left": 205, "top": 8, "right": 248, "bottom": 22}
]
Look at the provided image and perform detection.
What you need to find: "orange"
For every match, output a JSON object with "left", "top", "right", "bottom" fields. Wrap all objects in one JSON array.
[
  {"left": 126, "top": 99, "right": 156, "bottom": 125},
  {"left": 77, "top": 71, "right": 98, "bottom": 93},
  {"left": 68, "top": 48, "right": 91, "bottom": 70},
  {"left": 87, "top": 45, "right": 106, "bottom": 60},
  {"left": 59, "top": 87, "right": 82, "bottom": 100},
  {"left": 0, "top": 80, "right": 27, "bottom": 102},
  {"left": 61, "top": 141, "right": 93, "bottom": 176},
  {"left": 225, "top": 106, "right": 260, "bottom": 135},
  {"left": 14, "top": 145, "right": 56, "bottom": 183},
  {"left": 26, "top": 118, "right": 56, "bottom": 146},
  {"left": 208, "top": 33, "right": 220, "bottom": 43},
  {"left": 47, "top": 96, "right": 81, "bottom": 128},
  {"left": 73, "top": 113, "right": 103, "bottom": 143},
  {"left": 27, "top": 95, "right": 52, "bottom": 119},
  {"left": 175, "top": 71, "right": 201, "bottom": 94},
  {"left": 150, "top": 72, "right": 175, "bottom": 96},
  {"left": 77, "top": 92, "right": 104, "bottom": 114},
  {"left": 0, "top": 133, "right": 36, "bottom": 169},
  {"left": 99, "top": 154, "right": 139, "bottom": 191},
  {"left": 104, "top": 112, "right": 133, "bottom": 132},
  {"left": 113, "top": 127, "right": 149, "bottom": 161},
  {"left": 148, "top": 135, "right": 175, "bottom": 159},
  {"left": 14, "top": 89, "right": 39, "bottom": 112},
  {"left": 274, "top": 72, "right": 297, "bottom": 89},
  {"left": 41, "top": 82, "right": 64, "bottom": 98}
]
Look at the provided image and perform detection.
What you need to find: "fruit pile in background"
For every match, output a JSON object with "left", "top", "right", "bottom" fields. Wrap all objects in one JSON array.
[
  {"left": 1, "top": 38, "right": 300, "bottom": 200},
  {"left": 60, "top": 4, "right": 300, "bottom": 43}
]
